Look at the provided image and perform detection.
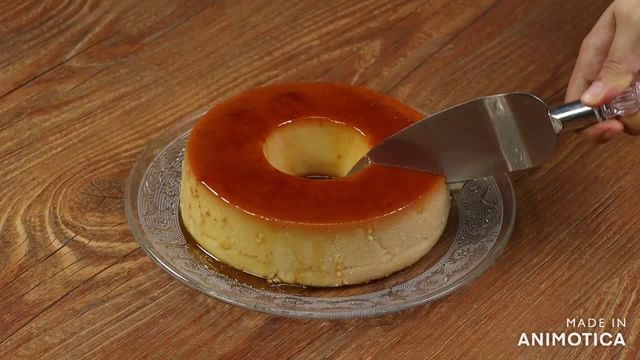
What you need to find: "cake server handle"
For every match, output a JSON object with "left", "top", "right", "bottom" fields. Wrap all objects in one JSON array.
[{"left": 549, "top": 80, "right": 640, "bottom": 134}]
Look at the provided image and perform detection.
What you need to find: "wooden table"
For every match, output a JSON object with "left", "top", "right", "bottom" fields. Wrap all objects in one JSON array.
[{"left": 1, "top": 0, "right": 638, "bottom": 358}]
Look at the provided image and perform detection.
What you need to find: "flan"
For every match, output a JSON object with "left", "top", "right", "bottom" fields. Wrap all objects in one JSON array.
[{"left": 180, "top": 82, "right": 450, "bottom": 287}]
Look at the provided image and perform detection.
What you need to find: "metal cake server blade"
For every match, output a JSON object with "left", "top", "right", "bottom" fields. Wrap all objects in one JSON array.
[{"left": 348, "top": 91, "right": 633, "bottom": 182}]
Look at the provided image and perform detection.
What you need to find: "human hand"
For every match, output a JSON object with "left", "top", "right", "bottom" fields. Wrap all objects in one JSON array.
[{"left": 566, "top": 0, "right": 640, "bottom": 142}]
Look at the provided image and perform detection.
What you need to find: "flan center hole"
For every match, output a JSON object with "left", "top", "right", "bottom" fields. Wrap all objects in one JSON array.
[{"left": 263, "top": 117, "right": 370, "bottom": 179}]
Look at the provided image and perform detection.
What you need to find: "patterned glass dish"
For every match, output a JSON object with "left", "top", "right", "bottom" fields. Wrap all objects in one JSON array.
[{"left": 125, "top": 111, "right": 516, "bottom": 319}]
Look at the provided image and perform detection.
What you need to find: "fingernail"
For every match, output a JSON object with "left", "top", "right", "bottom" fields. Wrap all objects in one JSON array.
[{"left": 582, "top": 81, "right": 604, "bottom": 104}]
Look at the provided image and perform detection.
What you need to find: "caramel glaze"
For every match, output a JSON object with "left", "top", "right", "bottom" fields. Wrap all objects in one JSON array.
[{"left": 187, "top": 82, "right": 444, "bottom": 224}]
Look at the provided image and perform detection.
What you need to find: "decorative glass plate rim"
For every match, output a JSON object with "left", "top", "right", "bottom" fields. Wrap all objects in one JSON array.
[{"left": 125, "top": 111, "right": 516, "bottom": 319}]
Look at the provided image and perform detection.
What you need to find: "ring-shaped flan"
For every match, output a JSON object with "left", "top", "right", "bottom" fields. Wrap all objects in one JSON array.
[{"left": 180, "top": 82, "right": 450, "bottom": 286}]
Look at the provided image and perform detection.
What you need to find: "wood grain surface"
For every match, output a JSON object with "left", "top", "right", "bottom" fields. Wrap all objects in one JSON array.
[{"left": 1, "top": 0, "right": 638, "bottom": 358}]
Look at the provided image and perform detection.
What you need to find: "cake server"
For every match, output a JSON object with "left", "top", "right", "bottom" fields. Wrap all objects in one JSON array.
[{"left": 349, "top": 82, "right": 640, "bottom": 182}]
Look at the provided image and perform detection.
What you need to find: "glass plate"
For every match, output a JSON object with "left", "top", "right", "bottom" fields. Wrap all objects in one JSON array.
[{"left": 125, "top": 111, "right": 516, "bottom": 319}]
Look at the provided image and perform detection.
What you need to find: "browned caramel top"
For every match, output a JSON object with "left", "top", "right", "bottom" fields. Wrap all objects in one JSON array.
[{"left": 187, "top": 82, "right": 444, "bottom": 224}]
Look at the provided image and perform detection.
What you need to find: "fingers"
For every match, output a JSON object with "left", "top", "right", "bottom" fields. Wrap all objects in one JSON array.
[
  {"left": 580, "top": 119, "right": 625, "bottom": 143},
  {"left": 566, "top": 6, "right": 616, "bottom": 102},
  {"left": 581, "top": 0, "right": 640, "bottom": 106},
  {"left": 621, "top": 111, "right": 640, "bottom": 135},
  {"left": 567, "top": 0, "right": 640, "bottom": 143}
]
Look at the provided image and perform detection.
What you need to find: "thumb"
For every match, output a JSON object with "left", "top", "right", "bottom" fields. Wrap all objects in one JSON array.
[
  {"left": 581, "top": 7, "right": 640, "bottom": 107},
  {"left": 581, "top": 57, "right": 635, "bottom": 107}
]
